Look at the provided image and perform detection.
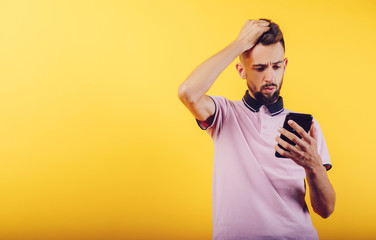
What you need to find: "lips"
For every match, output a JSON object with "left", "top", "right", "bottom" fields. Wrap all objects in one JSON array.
[{"left": 262, "top": 87, "right": 275, "bottom": 93}]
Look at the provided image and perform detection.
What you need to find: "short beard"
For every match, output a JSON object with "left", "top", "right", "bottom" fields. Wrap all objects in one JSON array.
[
  {"left": 254, "top": 89, "right": 280, "bottom": 105},
  {"left": 248, "top": 80, "right": 283, "bottom": 105}
]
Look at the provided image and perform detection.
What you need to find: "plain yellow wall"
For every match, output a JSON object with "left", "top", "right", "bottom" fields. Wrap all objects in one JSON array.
[{"left": 0, "top": 0, "right": 375, "bottom": 239}]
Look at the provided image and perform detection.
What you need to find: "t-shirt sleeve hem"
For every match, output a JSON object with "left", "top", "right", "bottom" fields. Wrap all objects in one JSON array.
[
  {"left": 324, "top": 163, "right": 332, "bottom": 171},
  {"left": 196, "top": 96, "right": 217, "bottom": 130}
]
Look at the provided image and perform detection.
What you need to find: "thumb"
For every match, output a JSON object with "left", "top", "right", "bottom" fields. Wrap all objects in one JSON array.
[{"left": 309, "top": 121, "right": 317, "bottom": 140}]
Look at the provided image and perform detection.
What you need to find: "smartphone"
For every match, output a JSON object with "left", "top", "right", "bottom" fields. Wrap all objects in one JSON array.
[{"left": 275, "top": 113, "right": 313, "bottom": 158}]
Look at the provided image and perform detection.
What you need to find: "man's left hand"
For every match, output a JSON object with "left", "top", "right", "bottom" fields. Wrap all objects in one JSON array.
[{"left": 274, "top": 120, "right": 323, "bottom": 170}]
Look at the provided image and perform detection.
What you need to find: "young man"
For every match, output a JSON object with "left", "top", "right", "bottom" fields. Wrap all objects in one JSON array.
[{"left": 178, "top": 19, "right": 335, "bottom": 240}]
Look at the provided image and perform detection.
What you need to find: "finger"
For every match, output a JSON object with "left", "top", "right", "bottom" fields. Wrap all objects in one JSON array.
[
  {"left": 257, "top": 20, "right": 270, "bottom": 25},
  {"left": 288, "top": 120, "right": 311, "bottom": 143},
  {"left": 258, "top": 26, "right": 270, "bottom": 34},
  {"left": 275, "top": 135, "right": 302, "bottom": 154},
  {"left": 309, "top": 121, "right": 317, "bottom": 140},
  {"left": 249, "top": 20, "right": 270, "bottom": 27},
  {"left": 277, "top": 127, "right": 308, "bottom": 150},
  {"left": 250, "top": 19, "right": 269, "bottom": 23},
  {"left": 274, "top": 144, "right": 296, "bottom": 160}
]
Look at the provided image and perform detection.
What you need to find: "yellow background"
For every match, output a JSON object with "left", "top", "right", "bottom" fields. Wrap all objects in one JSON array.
[{"left": 0, "top": 0, "right": 375, "bottom": 239}]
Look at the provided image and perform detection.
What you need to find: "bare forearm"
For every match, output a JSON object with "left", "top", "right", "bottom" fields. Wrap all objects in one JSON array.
[
  {"left": 178, "top": 20, "right": 270, "bottom": 120},
  {"left": 305, "top": 166, "right": 336, "bottom": 218},
  {"left": 178, "top": 41, "right": 244, "bottom": 103},
  {"left": 275, "top": 121, "right": 336, "bottom": 218}
]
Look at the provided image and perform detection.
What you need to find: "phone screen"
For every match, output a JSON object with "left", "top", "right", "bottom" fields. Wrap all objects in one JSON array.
[{"left": 275, "top": 113, "right": 313, "bottom": 158}]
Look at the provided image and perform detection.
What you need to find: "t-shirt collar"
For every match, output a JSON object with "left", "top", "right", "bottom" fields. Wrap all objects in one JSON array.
[{"left": 242, "top": 90, "right": 284, "bottom": 116}]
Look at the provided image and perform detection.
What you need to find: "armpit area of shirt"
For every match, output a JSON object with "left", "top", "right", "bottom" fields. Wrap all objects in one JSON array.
[
  {"left": 196, "top": 114, "right": 215, "bottom": 130},
  {"left": 324, "top": 163, "right": 332, "bottom": 171},
  {"left": 196, "top": 96, "right": 217, "bottom": 130}
]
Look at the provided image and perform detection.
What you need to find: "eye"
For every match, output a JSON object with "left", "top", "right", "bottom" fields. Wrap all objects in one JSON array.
[
  {"left": 254, "top": 67, "right": 265, "bottom": 72},
  {"left": 273, "top": 65, "right": 282, "bottom": 70}
]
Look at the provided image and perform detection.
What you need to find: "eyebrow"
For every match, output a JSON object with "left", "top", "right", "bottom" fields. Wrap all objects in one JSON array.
[{"left": 252, "top": 60, "right": 284, "bottom": 67}]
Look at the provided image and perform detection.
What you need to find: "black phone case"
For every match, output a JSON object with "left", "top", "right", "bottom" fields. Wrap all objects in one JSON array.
[{"left": 275, "top": 113, "right": 313, "bottom": 158}]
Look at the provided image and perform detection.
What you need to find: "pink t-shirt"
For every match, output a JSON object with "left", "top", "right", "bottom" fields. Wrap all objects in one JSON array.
[{"left": 197, "top": 94, "right": 331, "bottom": 240}]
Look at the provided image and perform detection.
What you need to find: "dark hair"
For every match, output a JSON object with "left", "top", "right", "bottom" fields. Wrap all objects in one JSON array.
[{"left": 240, "top": 18, "right": 285, "bottom": 62}]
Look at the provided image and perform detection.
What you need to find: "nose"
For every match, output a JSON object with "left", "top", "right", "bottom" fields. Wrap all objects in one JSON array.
[{"left": 264, "top": 65, "right": 275, "bottom": 83}]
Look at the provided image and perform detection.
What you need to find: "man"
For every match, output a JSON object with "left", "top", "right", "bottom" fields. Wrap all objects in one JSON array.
[{"left": 178, "top": 19, "right": 335, "bottom": 240}]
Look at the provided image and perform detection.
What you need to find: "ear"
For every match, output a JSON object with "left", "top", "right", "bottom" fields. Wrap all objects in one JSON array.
[
  {"left": 283, "top": 58, "right": 288, "bottom": 72},
  {"left": 236, "top": 62, "right": 247, "bottom": 79}
]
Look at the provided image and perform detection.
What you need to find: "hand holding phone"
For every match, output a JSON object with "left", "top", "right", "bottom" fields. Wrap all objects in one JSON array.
[{"left": 275, "top": 113, "right": 313, "bottom": 158}]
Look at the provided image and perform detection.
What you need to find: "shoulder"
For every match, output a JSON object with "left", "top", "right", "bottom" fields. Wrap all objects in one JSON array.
[
  {"left": 209, "top": 95, "right": 231, "bottom": 104},
  {"left": 198, "top": 95, "right": 244, "bottom": 132},
  {"left": 208, "top": 95, "right": 244, "bottom": 111},
  {"left": 209, "top": 95, "right": 243, "bottom": 107}
]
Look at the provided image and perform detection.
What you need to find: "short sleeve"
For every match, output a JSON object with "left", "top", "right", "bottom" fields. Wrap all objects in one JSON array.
[
  {"left": 313, "top": 118, "right": 332, "bottom": 171},
  {"left": 196, "top": 95, "right": 229, "bottom": 138}
]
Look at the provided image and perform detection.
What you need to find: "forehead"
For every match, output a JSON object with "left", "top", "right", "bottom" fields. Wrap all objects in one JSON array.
[{"left": 246, "top": 42, "right": 285, "bottom": 65}]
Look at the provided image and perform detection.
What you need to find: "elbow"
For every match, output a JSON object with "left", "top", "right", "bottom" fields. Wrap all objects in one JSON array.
[
  {"left": 177, "top": 84, "right": 187, "bottom": 102},
  {"left": 315, "top": 201, "right": 335, "bottom": 219},
  {"left": 318, "top": 207, "right": 334, "bottom": 219},
  {"left": 313, "top": 186, "right": 336, "bottom": 219},
  {"left": 178, "top": 83, "right": 196, "bottom": 105}
]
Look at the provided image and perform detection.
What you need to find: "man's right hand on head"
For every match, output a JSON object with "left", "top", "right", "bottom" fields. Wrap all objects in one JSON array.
[
  {"left": 235, "top": 19, "right": 270, "bottom": 52},
  {"left": 179, "top": 20, "right": 268, "bottom": 122}
]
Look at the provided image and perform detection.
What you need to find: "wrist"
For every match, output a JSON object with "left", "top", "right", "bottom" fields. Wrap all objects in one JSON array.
[
  {"left": 230, "top": 40, "right": 250, "bottom": 55},
  {"left": 305, "top": 162, "right": 326, "bottom": 177}
]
